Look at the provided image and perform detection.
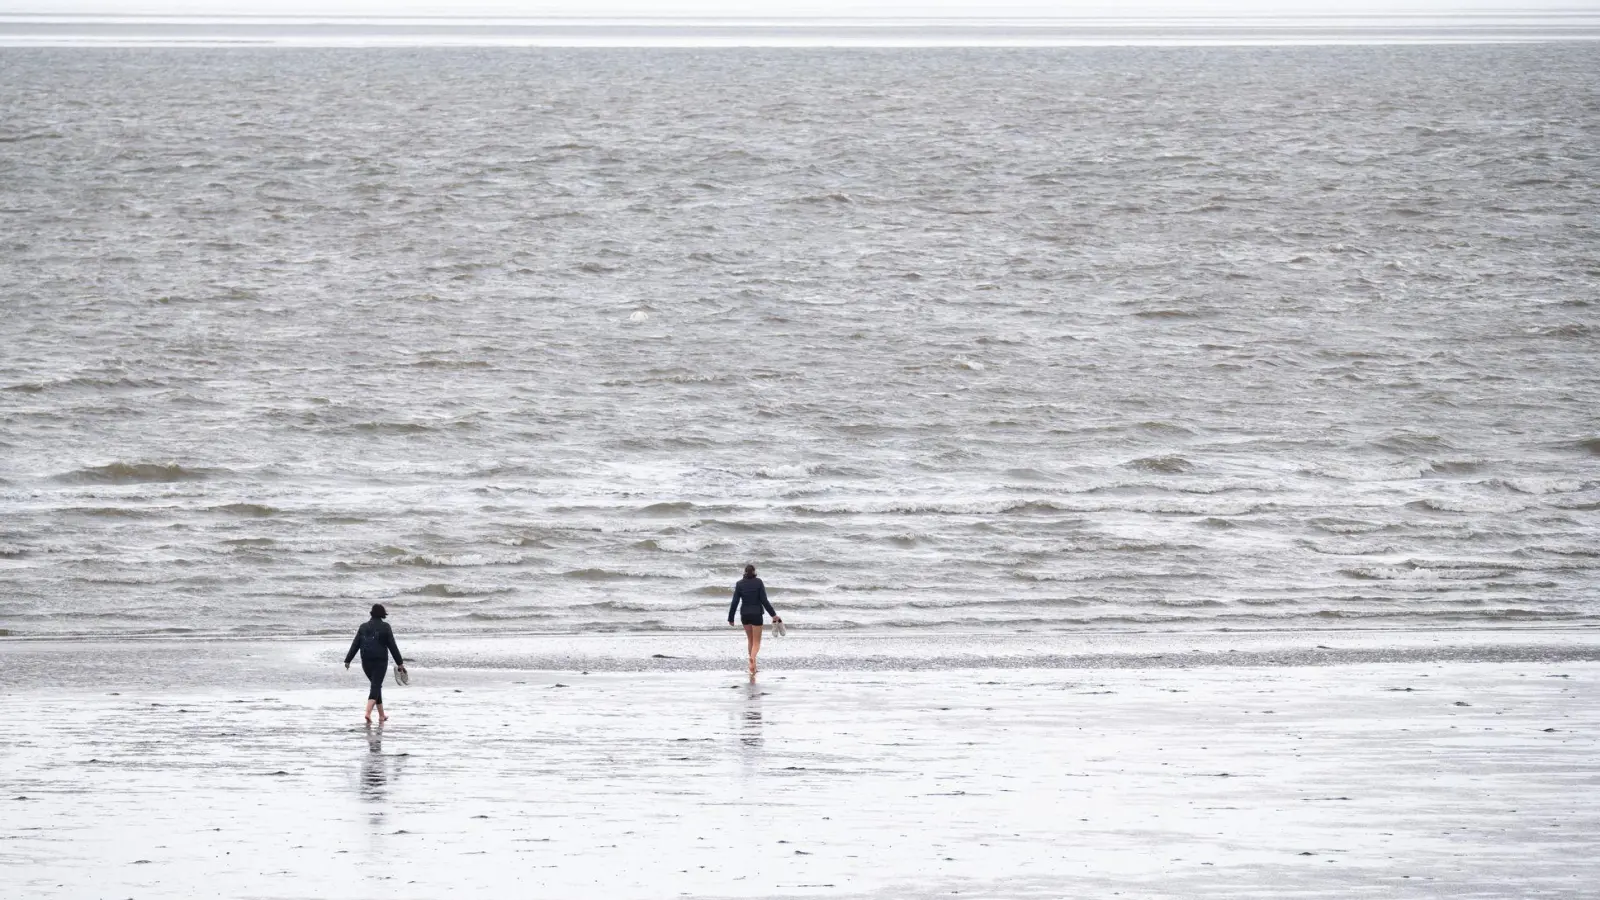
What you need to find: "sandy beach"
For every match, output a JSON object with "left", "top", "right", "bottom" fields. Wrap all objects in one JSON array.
[{"left": 3, "top": 630, "right": 1596, "bottom": 899}]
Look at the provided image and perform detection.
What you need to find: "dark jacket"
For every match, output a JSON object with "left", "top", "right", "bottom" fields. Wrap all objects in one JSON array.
[
  {"left": 346, "top": 617, "right": 403, "bottom": 667},
  {"left": 728, "top": 576, "right": 776, "bottom": 623}
]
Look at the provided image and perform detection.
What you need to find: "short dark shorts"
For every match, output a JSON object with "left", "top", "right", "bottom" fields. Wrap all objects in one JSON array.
[{"left": 740, "top": 612, "right": 765, "bottom": 626}]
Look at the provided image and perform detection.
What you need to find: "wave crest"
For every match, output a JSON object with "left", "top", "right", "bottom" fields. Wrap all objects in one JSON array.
[
  {"left": 53, "top": 462, "right": 218, "bottom": 484},
  {"left": 1125, "top": 455, "right": 1195, "bottom": 475}
]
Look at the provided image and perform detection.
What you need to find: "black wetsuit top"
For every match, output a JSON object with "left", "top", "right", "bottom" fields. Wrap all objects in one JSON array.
[
  {"left": 346, "top": 617, "right": 403, "bottom": 704},
  {"left": 728, "top": 576, "right": 776, "bottom": 625},
  {"left": 346, "top": 618, "right": 404, "bottom": 669}
]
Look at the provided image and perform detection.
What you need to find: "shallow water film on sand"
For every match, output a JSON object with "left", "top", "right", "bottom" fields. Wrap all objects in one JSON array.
[
  {"left": 4, "top": 637, "right": 1599, "bottom": 900},
  {"left": 2, "top": 45, "right": 1598, "bottom": 639}
]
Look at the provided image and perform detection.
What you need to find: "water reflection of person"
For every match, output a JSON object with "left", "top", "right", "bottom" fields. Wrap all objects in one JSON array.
[
  {"left": 739, "top": 680, "right": 764, "bottom": 771},
  {"left": 358, "top": 723, "right": 406, "bottom": 837},
  {"left": 361, "top": 724, "right": 387, "bottom": 805}
]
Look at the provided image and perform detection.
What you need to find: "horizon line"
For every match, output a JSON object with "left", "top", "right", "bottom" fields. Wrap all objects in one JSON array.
[
  {"left": 5, "top": 9, "right": 1600, "bottom": 19},
  {"left": 5, "top": 9, "right": 1599, "bottom": 47}
]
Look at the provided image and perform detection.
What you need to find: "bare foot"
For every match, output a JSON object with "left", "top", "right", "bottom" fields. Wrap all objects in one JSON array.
[
  {"left": 364, "top": 715, "right": 372, "bottom": 724},
  {"left": 378, "top": 712, "right": 389, "bottom": 723}
]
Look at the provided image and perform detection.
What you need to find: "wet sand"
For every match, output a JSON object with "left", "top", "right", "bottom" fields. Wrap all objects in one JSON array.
[{"left": 3, "top": 631, "right": 1597, "bottom": 898}]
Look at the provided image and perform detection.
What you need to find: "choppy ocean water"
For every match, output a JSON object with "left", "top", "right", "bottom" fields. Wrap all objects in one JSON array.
[{"left": 1, "top": 45, "right": 1596, "bottom": 638}]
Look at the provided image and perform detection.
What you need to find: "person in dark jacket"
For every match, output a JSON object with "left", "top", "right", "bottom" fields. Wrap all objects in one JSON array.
[
  {"left": 345, "top": 603, "right": 405, "bottom": 723},
  {"left": 728, "top": 564, "right": 781, "bottom": 675}
]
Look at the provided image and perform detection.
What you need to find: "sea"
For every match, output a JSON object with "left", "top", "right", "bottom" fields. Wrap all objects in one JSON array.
[{"left": 1, "top": 23, "right": 1597, "bottom": 639}]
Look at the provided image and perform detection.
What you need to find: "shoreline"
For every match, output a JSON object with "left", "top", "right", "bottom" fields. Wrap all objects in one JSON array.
[
  {"left": 5, "top": 621, "right": 1596, "bottom": 642},
  {"left": 3, "top": 627, "right": 1598, "bottom": 693}
]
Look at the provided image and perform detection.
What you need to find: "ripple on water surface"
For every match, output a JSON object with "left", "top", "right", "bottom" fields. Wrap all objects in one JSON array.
[{"left": 0, "top": 46, "right": 1597, "bottom": 637}]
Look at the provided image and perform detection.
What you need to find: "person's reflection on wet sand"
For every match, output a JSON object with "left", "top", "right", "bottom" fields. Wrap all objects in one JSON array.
[
  {"left": 361, "top": 723, "right": 387, "bottom": 806},
  {"left": 360, "top": 723, "right": 407, "bottom": 832},
  {"left": 740, "top": 680, "right": 764, "bottom": 770},
  {"left": 363, "top": 720, "right": 390, "bottom": 826}
]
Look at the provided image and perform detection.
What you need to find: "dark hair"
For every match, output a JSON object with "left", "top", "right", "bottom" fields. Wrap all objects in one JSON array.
[
  {"left": 370, "top": 603, "right": 387, "bottom": 619},
  {"left": 743, "top": 564, "right": 756, "bottom": 578}
]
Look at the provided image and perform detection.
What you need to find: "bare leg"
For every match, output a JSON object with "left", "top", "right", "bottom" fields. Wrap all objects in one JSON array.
[
  {"left": 376, "top": 703, "right": 387, "bottom": 723},
  {"left": 364, "top": 699, "right": 376, "bottom": 723},
  {"left": 743, "top": 624, "right": 756, "bottom": 673},
  {"left": 750, "top": 625, "right": 764, "bottom": 674}
]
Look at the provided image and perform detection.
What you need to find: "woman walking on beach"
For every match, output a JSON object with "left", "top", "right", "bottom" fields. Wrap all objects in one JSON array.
[
  {"left": 345, "top": 603, "right": 406, "bottom": 723},
  {"left": 728, "top": 564, "right": 781, "bottom": 675}
]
